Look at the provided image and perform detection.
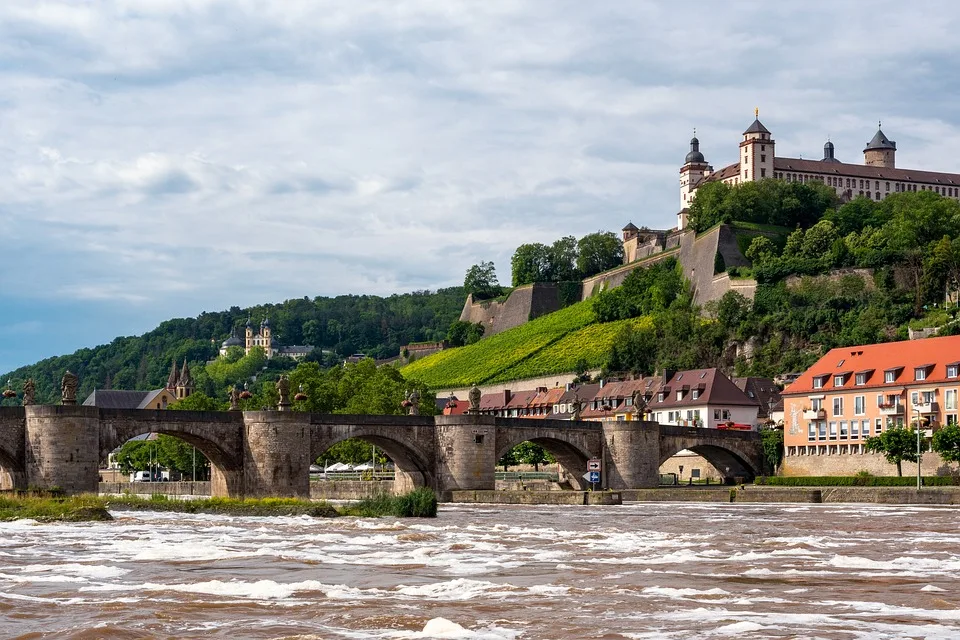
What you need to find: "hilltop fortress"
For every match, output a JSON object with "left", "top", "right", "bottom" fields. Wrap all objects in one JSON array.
[{"left": 462, "top": 112, "right": 960, "bottom": 337}]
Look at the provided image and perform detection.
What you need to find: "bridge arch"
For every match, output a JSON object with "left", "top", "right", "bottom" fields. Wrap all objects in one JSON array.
[
  {"left": 311, "top": 421, "right": 436, "bottom": 494},
  {"left": 659, "top": 442, "right": 761, "bottom": 481},
  {"left": 99, "top": 411, "right": 244, "bottom": 495},
  {"left": 0, "top": 448, "right": 25, "bottom": 490},
  {"left": 494, "top": 426, "right": 600, "bottom": 491}
]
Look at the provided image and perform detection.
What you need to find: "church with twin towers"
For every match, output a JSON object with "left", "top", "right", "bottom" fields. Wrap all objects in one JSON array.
[{"left": 677, "top": 110, "right": 960, "bottom": 230}]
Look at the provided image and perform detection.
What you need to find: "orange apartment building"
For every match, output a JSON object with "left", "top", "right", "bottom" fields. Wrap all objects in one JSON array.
[{"left": 781, "top": 335, "right": 960, "bottom": 474}]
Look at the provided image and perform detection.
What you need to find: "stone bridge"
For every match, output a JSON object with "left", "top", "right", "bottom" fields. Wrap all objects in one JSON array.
[{"left": 0, "top": 406, "right": 764, "bottom": 499}]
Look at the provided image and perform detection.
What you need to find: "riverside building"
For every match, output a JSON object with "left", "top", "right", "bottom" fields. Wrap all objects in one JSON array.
[{"left": 781, "top": 335, "right": 960, "bottom": 474}]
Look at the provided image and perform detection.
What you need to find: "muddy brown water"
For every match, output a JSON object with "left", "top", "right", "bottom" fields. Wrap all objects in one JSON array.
[{"left": 1, "top": 502, "right": 959, "bottom": 638}]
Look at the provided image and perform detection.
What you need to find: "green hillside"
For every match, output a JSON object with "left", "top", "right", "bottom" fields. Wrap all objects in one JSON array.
[
  {"left": 400, "top": 299, "right": 653, "bottom": 388},
  {"left": 0, "top": 288, "right": 465, "bottom": 406}
]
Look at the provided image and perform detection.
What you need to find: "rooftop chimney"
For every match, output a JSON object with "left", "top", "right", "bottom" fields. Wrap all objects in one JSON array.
[{"left": 503, "top": 389, "right": 512, "bottom": 405}]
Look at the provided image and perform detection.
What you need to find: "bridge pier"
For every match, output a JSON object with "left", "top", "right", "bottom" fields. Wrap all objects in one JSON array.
[
  {"left": 25, "top": 406, "right": 100, "bottom": 494},
  {"left": 434, "top": 415, "right": 497, "bottom": 497},
  {"left": 242, "top": 412, "right": 312, "bottom": 498},
  {"left": 602, "top": 420, "right": 661, "bottom": 489}
]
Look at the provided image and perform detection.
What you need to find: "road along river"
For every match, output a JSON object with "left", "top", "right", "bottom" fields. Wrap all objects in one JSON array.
[{"left": 1, "top": 502, "right": 959, "bottom": 638}]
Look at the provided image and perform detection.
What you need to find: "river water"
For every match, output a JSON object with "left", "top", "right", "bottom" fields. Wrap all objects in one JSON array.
[{"left": 2, "top": 502, "right": 959, "bottom": 639}]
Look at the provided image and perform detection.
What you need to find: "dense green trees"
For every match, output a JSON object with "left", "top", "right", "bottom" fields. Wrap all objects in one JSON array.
[
  {"left": 0, "top": 287, "right": 466, "bottom": 406},
  {"left": 113, "top": 436, "right": 210, "bottom": 479},
  {"left": 932, "top": 423, "right": 960, "bottom": 465},
  {"left": 510, "top": 231, "right": 623, "bottom": 286},
  {"left": 592, "top": 258, "right": 685, "bottom": 322},
  {"left": 687, "top": 180, "right": 837, "bottom": 232},
  {"left": 446, "top": 321, "right": 484, "bottom": 347}
]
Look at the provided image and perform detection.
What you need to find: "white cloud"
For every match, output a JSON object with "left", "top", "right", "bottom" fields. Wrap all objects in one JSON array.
[{"left": 2, "top": 0, "right": 960, "bottom": 368}]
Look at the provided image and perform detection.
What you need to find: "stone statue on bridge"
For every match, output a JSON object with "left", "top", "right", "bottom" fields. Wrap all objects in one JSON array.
[
  {"left": 468, "top": 385, "right": 481, "bottom": 414},
  {"left": 572, "top": 393, "right": 584, "bottom": 421},
  {"left": 228, "top": 385, "right": 240, "bottom": 411},
  {"left": 61, "top": 371, "right": 78, "bottom": 406},
  {"left": 631, "top": 389, "right": 647, "bottom": 418},
  {"left": 22, "top": 378, "right": 35, "bottom": 406},
  {"left": 276, "top": 375, "right": 291, "bottom": 412},
  {"left": 405, "top": 389, "right": 420, "bottom": 415}
]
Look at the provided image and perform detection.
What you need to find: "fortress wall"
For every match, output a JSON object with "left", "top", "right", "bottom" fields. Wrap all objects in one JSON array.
[{"left": 459, "top": 284, "right": 561, "bottom": 337}]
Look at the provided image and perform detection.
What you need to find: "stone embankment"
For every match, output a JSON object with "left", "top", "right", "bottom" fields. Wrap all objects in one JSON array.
[
  {"left": 624, "top": 486, "right": 960, "bottom": 504},
  {"left": 450, "top": 490, "right": 622, "bottom": 505}
]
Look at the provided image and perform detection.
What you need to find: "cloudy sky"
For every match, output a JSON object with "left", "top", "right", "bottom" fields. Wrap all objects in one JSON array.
[{"left": 2, "top": 1, "right": 960, "bottom": 373}]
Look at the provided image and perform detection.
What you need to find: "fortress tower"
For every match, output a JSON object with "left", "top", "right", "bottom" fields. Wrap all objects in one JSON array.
[
  {"left": 679, "top": 134, "right": 710, "bottom": 229},
  {"left": 739, "top": 108, "right": 775, "bottom": 184},
  {"left": 863, "top": 123, "right": 896, "bottom": 168}
]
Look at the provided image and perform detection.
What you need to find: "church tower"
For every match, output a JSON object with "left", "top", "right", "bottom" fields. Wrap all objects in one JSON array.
[
  {"left": 679, "top": 133, "right": 710, "bottom": 229},
  {"left": 260, "top": 317, "right": 273, "bottom": 357},
  {"left": 176, "top": 358, "right": 194, "bottom": 400},
  {"left": 864, "top": 122, "right": 896, "bottom": 168},
  {"left": 165, "top": 360, "right": 179, "bottom": 392},
  {"left": 739, "top": 109, "right": 775, "bottom": 184},
  {"left": 244, "top": 317, "right": 254, "bottom": 353}
]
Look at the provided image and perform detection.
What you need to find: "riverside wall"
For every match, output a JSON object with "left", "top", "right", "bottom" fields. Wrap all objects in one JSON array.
[
  {"left": 781, "top": 451, "right": 956, "bottom": 477},
  {"left": 99, "top": 482, "right": 212, "bottom": 496}
]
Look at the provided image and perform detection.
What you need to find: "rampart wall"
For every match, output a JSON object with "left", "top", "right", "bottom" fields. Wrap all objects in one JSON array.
[{"left": 459, "top": 283, "right": 561, "bottom": 336}]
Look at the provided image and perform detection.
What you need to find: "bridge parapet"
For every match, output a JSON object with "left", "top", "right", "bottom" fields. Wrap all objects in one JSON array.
[
  {"left": 0, "top": 407, "right": 26, "bottom": 489},
  {"left": 25, "top": 405, "right": 100, "bottom": 493}
]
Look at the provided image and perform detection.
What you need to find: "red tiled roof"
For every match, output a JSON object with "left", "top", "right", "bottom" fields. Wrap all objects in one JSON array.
[
  {"left": 783, "top": 335, "right": 960, "bottom": 395},
  {"left": 651, "top": 368, "right": 757, "bottom": 408}
]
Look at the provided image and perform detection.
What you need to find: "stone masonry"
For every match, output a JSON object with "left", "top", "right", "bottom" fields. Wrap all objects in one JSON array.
[{"left": 0, "top": 406, "right": 764, "bottom": 499}]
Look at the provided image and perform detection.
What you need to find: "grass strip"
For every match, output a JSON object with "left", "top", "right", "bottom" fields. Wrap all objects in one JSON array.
[{"left": 0, "top": 488, "right": 439, "bottom": 522}]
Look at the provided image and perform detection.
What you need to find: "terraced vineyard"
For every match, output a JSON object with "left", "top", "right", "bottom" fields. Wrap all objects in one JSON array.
[{"left": 400, "top": 301, "right": 650, "bottom": 388}]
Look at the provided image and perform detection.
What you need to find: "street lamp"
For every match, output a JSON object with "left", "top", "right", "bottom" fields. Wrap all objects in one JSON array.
[{"left": 914, "top": 405, "right": 923, "bottom": 491}]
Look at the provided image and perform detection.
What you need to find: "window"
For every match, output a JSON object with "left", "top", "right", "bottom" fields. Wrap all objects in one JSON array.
[
  {"left": 915, "top": 367, "right": 927, "bottom": 381},
  {"left": 875, "top": 181, "right": 880, "bottom": 190},
  {"left": 474, "top": 434, "right": 485, "bottom": 445},
  {"left": 808, "top": 423, "right": 816, "bottom": 441},
  {"left": 840, "top": 421, "right": 848, "bottom": 439},
  {"left": 829, "top": 422, "right": 838, "bottom": 440},
  {"left": 851, "top": 421, "right": 860, "bottom": 438},
  {"left": 811, "top": 397, "right": 823, "bottom": 411},
  {"left": 854, "top": 396, "right": 866, "bottom": 415},
  {"left": 657, "top": 392, "right": 664, "bottom": 402},
  {"left": 949, "top": 415, "right": 958, "bottom": 425},
  {"left": 819, "top": 421, "right": 827, "bottom": 440},
  {"left": 947, "top": 390, "right": 957, "bottom": 411},
  {"left": 862, "top": 420, "right": 870, "bottom": 437},
  {"left": 676, "top": 391, "right": 683, "bottom": 401},
  {"left": 885, "top": 181, "right": 890, "bottom": 191},
  {"left": 855, "top": 373, "right": 867, "bottom": 385},
  {"left": 761, "top": 154, "right": 766, "bottom": 162},
  {"left": 833, "top": 397, "right": 844, "bottom": 416},
  {"left": 692, "top": 389, "right": 700, "bottom": 400},
  {"left": 875, "top": 418, "right": 882, "bottom": 434},
  {"left": 714, "top": 409, "right": 721, "bottom": 419},
  {"left": 948, "top": 365, "right": 959, "bottom": 378},
  {"left": 884, "top": 370, "right": 897, "bottom": 383},
  {"left": 834, "top": 375, "right": 846, "bottom": 387},
  {"left": 813, "top": 376, "right": 824, "bottom": 389},
  {"left": 761, "top": 168, "right": 766, "bottom": 178}
]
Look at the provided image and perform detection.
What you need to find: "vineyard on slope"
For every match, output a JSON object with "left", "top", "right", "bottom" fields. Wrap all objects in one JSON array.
[{"left": 400, "top": 301, "right": 650, "bottom": 388}]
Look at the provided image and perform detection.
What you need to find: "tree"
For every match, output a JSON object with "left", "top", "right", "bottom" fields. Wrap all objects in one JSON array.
[
  {"left": 745, "top": 235, "right": 776, "bottom": 266},
  {"left": 548, "top": 236, "right": 579, "bottom": 281},
  {"left": 576, "top": 232, "right": 623, "bottom": 278},
  {"left": 932, "top": 423, "right": 960, "bottom": 465},
  {"left": 760, "top": 428, "right": 784, "bottom": 474},
  {"left": 464, "top": 261, "right": 503, "bottom": 300},
  {"left": 511, "top": 441, "right": 555, "bottom": 472},
  {"left": 169, "top": 392, "right": 223, "bottom": 411},
  {"left": 511, "top": 243, "right": 552, "bottom": 286},
  {"left": 447, "top": 321, "right": 485, "bottom": 347},
  {"left": 865, "top": 426, "right": 920, "bottom": 476}
]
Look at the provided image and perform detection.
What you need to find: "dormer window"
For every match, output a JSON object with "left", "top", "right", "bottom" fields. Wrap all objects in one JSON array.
[
  {"left": 813, "top": 376, "right": 825, "bottom": 389},
  {"left": 657, "top": 392, "right": 664, "bottom": 403},
  {"left": 855, "top": 373, "right": 867, "bottom": 385},
  {"left": 676, "top": 391, "right": 683, "bottom": 401},
  {"left": 915, "top": 366, "right": 930, "bottom": 381},
  {"left": 884, "top": 368, "right": 900, "bottom": 383},
  {"left": 834, "top": 375, "right": 845, "bottom": 387},
  {"left": 948, "top": 363, "right": 959, "bottom": 379},
  {"left": 692, "top": 389, "right": 700, "bottom": 400}
]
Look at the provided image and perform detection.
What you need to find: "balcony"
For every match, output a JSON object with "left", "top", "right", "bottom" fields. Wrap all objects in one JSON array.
[
  {"left": 879, "top": 403, "right": 903, "bottom": 416},
  {"left": 802, "top": 408, "right": 826, "bottom": 420},
  {"left": 912, "top": 401, "right": 940, "bottom": 415}
]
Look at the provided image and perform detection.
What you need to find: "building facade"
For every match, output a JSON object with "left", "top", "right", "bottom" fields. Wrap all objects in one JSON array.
[
  {"left": 219, "top": 317, "right": 314, "bottom": 360},
  {"left": 782, "top": 335, "right": 960, "bottom": 461},
  {"left": 679, "top": 112, "right": 960, "bottom": 229}
]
